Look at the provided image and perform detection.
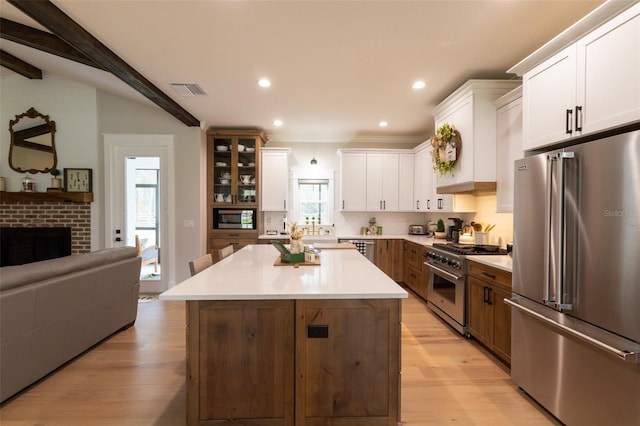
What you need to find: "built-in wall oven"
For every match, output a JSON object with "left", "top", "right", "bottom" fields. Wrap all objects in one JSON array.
[
  {"left": 425, "top": 243, "right": 507, "bottom": 335},
  {"left": 212, "top": 208, "right": 256, "bottom": 230}
]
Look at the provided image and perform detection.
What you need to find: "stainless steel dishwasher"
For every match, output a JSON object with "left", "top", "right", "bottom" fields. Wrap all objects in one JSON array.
[{"left": 338, "top": 239, "right": 375, "bottom": 263}]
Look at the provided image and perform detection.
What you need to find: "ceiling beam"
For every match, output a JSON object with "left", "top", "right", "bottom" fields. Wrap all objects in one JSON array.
[
  {"left": 7, "top": 0, "right": 201, "bottom": 127},
  {"left": 0, "top": 49, "right": 42, "bottom": 79},
  {"left": 0, "top": 18, "right": 105, "bottom": 70}
]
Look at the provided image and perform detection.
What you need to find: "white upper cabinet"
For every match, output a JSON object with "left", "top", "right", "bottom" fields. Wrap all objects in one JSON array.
[
  {"left": 366, "top": 153, "right": 399, "bottom": 211},
  {"left": 514, "top": 3, "right": 640, "bottom": 151},
  {"left": 522, "top": 45, "right": 577, "bottom": 149},
  {"left": 339, "top": 151, "right": 367, "bottom": 211},
  {"left": 433, "top": 80, "right": 521, "bottom": 193},
  {"left": 576, "top": 5, "right": 640, "bottom": 134},
  {"left": 495, "top": 87, "right": 523, "bottom": 213},
  {"left": 398, "top": 153, "right": 415, "bottom": 211},
  {"left": 413, "top": 144, "right": 432, "bottom": 212},
  {"left": 261, "top": 148, "right": 290, "bottom": 211},
  {"left": 340, "top": 150, "right": 416, "bottom": 212}
]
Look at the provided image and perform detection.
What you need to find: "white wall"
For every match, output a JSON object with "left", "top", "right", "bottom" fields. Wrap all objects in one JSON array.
[
  {"left": 97, "top": 90, "right": 204, "bottom": 283},
  {"left": 1, "top": 74, "right": 204, "bottom": 283},
  {"left": 1, "top": 73, "right": 101, "bottom": 247}
]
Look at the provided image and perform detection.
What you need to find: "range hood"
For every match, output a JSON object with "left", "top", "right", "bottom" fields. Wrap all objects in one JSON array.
[{"left": 436, "top": 181, "right": 496, "bottom": 194}]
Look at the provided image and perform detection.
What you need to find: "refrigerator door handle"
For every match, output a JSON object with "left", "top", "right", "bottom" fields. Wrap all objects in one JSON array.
[
  {"left": 558, "top": 151, "right": 574, "bottom": 310},
  {"left": 543, "top": 155, "right": 555, "bottom": 306},
  {"left": 505, "top": 298, "right": 639, "bottom": 364}
]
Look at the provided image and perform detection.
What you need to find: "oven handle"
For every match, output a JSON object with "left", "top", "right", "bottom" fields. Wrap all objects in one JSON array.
[{"left": 425, "top": 262, "right": 464, "bottom": 282}]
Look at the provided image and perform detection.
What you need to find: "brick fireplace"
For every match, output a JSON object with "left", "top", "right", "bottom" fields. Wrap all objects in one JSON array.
[{"left": 0, "top": 200, "right": 91, "bottom": 253}]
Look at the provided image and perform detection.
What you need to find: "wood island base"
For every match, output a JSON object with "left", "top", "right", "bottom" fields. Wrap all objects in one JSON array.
[{"left": 186, "top": 298, "right": 401, "bottom": 426}]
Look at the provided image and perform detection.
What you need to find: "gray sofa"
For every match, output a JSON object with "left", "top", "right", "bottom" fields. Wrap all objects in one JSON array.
[{"left": 0, "top": 247, "right": 141, "bottom": 402}]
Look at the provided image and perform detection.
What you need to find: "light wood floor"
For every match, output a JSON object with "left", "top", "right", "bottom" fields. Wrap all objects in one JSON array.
[{"left": 0, "top": 291, "right": 558, "bottom": 425}]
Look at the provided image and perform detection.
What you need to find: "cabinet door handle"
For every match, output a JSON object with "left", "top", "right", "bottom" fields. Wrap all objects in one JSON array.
[
  {"left": 342, "top": 200, "right": 345, "bottom": 209},
  {"left": 565, "top": 109, "right": 573, "bottom": 134},
  {"left": 483, "top": 286, "right": 488, "bottom": 304},
  {"left": 383, "top": 200, "right": 386, "bottom": 210},
  {"left": 437, "top": 198, "right": 443, "bottom": 209},
  {"left": 283, "top": 200, "right": 286, "bottom": 210},
  {"left": 482, "top": 271, "right": 497, "bottom": 280},
  {"left": 416, "top": 200, "right": 420, "bottom": 210},
  {"left": 380, "top": 200, "right": 383, "bottom": 210},
  {"left": 575, "top": 106, "right": 583, "bottom": 132},
  {"left": 427, "top": 199, "right": 431, "bottom": 210},
  {"left": 487, "top": 287, "right": 493, "bottom": 305}
]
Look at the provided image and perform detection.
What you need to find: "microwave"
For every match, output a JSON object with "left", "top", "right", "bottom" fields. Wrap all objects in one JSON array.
[{"left": 213, "top": 208, "right": 256, "bottom": 230}]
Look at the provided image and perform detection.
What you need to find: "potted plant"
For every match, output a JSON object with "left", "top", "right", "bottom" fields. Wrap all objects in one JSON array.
[
  {"left": 49, "top": 168, "right": 62, "bottom": 189},
  {"left": 435, "top": 219, "right": 447, "bottom": 239}
]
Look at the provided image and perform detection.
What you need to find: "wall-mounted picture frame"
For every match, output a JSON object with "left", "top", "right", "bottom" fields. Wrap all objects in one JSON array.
[{"left": 64, "top": 168, "right": 92, "bottom": 193}]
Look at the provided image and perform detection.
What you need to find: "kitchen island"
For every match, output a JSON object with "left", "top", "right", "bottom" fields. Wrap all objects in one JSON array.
[{"left": 160, "top": 244, "right": 407, "bottom": 426}]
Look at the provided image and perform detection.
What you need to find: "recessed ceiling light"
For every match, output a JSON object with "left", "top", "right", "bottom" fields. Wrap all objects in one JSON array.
[
  {"left": 273, "top": 119, "right": 283, "bottom": 127},
  {"left": 258, "top": 78, "right": 271, "bottom": 88},
  {"left": 379, "top": 121, "right": 388, "bottom": 127},
  {"left": 412, "top": 80, "right": 426, "bottom": 90}
]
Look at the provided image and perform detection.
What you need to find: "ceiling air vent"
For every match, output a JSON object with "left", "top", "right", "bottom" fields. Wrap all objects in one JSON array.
[{"left": 170, "top": 83, "right": 207, "bottom": 96}]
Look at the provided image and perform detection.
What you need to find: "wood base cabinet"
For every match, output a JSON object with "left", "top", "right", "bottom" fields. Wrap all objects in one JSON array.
[
  {"left": 375, "top": 239, "right": 403, "bottom": 281},
  {"left": 467, "top": 261, "right": 512, "bottom": 365},
  {"left": 403, "top": 241, "right": 427, "bottom": 299},
  {"left": 187, "top": 299, "right": 401, "bottom": 426}
]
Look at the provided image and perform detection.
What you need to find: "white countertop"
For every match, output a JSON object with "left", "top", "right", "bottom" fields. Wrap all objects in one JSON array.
[
  {"left": 259, "top": 233, "right": 442, "bottom": 247},
  {"left": 160, "top": 244, "right": 408, "bottom": 301},
  {"left": 466, "top": 255, "right": 513, "bottom": 273}
]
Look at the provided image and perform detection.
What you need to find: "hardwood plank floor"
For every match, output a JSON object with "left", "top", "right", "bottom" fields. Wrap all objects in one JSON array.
[{"left": 0, "top": 291, "right": 558, "bottom": 425}]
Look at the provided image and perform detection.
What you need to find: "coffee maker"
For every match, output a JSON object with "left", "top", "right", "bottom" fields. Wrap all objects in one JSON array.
[{"left": 447, "top": 217, "right": 464, "bottom": 242}]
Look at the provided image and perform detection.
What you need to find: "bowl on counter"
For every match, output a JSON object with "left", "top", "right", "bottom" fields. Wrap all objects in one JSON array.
[{"left": 434, "top": 231, "right": 447, "bottom": 239}]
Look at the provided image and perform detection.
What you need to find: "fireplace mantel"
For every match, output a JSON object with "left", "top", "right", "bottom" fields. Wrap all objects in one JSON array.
[{"left": 0, "top": 191, "right": 94, "bottom": 203}]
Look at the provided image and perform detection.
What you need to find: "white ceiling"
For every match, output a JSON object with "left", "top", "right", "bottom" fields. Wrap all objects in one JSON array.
[{"left": 0, "top": 0, "right": 605, "bottom": 144}]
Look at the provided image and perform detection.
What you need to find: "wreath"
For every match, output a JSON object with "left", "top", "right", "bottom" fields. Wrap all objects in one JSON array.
[{"left": 430, "top": 123, "right": 461, "bottom": 176}]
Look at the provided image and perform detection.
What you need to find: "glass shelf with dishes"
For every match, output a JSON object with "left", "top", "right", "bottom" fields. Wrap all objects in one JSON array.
[{"left": 208, "top": 132, "right": 264, "bottom": 207}]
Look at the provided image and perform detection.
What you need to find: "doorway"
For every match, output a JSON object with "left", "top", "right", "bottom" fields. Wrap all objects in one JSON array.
[
  {"left": 127, "top": 157, "right": 161, "bottom": 281},
  {"left": 104, "top": 134, "right": 174, "bottom": 293}
]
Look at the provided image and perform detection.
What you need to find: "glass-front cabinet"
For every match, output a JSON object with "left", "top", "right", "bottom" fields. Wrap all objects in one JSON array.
[{"left": 207, "top": 130, "right": 266, "bottom": 207}]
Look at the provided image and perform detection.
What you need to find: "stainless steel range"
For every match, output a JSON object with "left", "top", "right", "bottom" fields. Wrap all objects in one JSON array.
[{"left": 424, "top": 243, "right": 506, "bottom": 335}]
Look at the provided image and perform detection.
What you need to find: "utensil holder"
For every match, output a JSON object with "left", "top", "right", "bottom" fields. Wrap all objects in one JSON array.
[{"left": 474, "top": 232, "right": 488, "bottom": 245}]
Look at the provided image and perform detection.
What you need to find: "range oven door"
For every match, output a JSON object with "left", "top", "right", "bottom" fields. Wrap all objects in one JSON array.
[{"left": 426, "top": 261, "right": 466, "bottom": 334}]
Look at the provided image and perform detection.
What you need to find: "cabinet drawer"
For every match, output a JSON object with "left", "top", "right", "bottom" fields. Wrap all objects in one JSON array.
[
  {"left": 211, "top": 230, "right": 258, "bottom": 239},
  {"left": 404, "top": 242, "right": 426, "bottom": 268},
  {"left": 468, "top": 261, "right": 512, "bottom": 290}
]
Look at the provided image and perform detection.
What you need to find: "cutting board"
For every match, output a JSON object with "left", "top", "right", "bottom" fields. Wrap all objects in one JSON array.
[{"left": 273, "top": 256, "right": 321, "bottom": 267}]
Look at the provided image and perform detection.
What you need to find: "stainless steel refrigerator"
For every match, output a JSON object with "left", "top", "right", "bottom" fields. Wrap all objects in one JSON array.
[{"left": 508, "top": 128, "right": 640, "bottom": 425}]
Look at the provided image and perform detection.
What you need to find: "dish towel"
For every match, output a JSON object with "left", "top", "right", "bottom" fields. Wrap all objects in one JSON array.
[{"left": 351, "top": 241, "right": 367, "bottom": 257}]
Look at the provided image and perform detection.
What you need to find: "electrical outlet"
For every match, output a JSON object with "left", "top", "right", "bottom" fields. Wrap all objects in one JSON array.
[{"left": 183, "top": 219, "right": 194, "bottom": 228}]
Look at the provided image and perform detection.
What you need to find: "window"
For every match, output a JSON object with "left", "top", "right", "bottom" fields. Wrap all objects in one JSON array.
[
  {"left": 298, "top": 179, "right": 329, "bottom": 224},
  {"left": 291, "top": 171, "right": 334, "bottom": 225}
]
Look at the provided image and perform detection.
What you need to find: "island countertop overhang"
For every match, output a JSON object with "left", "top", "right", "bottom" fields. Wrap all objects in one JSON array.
[{"left": 159, "top": 244, "right": 408, "bottom": 301}]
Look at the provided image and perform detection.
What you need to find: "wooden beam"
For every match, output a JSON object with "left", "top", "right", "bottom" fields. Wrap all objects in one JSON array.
[
  {"left": 0, "top": 49, "right": 42, "bottom": 79},
  {"left": 7, "top": 0, "right": 201, "bottom": 127},
  {"left": 0, "top": 18, "right": 104, "bottom": 70}
]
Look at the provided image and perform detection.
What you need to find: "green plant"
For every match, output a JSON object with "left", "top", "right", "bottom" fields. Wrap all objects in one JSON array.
[
  {"left": 436, "top": 219, "right": 445, "bottom": 232},
  {"left": 50, "top": 168, "right": 61, "bottom": 177}
]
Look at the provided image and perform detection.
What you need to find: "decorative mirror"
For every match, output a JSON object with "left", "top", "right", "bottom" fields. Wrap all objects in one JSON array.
[{"left": 9, "top": 107, "right": 57, "bottom": 173}]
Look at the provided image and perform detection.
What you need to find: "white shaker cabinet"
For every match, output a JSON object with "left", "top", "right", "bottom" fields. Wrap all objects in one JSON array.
[
  {"left": 521, "top": 45, "right": 577, "bottom": 150},
  {"left": 398, "top": 153, "right": 415, "bottom": 211},
  {"left": 517, "top": 3, "right": 640, "bottom": 151},
  {"left": 413, "top": 144, "right": 432, "bottom": 212},
  {"left": 261, "top": 148, "right": 290, "bottom": 211},
  {"left": 433, "top": 80, "right": 521, "bottom": 193},
  {"left": 366, "top": 153, "right": 400, "bottom": 211},
  {"left": 339, "top": 151, "right": 366, "bottom": 211},
  {"left": 494, "top": 87, "right": 523, "bottom": 213}
]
